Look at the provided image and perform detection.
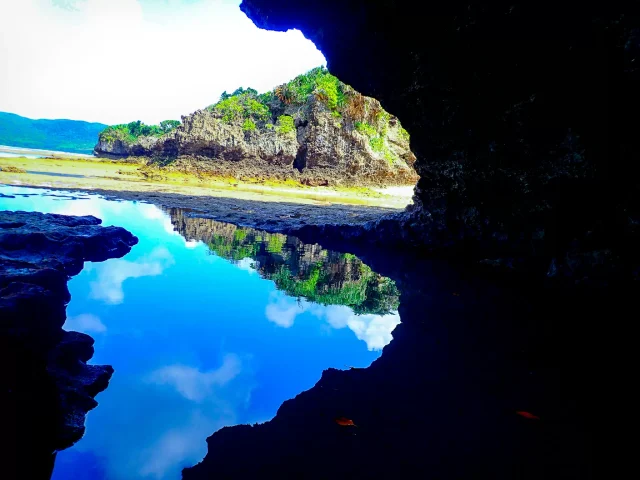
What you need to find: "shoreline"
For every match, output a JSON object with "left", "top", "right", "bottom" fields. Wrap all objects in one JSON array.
[
  {"left": 0, "top": 183, "right": 398, "bottom": 233},
  {"left": 0, "top": 155, "right": 414, "bottom": 210}
]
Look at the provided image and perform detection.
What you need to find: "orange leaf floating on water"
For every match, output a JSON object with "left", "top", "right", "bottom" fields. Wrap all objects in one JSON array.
[
  {"left": 334, "top": 417, "right": 357, "bottom": 427},
  {"left": 516, "top": 411, "right": 540, "bottom": 420}
]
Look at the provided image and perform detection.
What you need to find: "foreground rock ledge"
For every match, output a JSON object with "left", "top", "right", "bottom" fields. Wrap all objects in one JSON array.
[{"left": 0, "top": 211, "right": 138, "bottom": 478}]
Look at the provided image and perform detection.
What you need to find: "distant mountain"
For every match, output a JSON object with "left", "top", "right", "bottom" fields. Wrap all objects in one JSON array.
[{"left": 0, "top": 112, "right": 107, "bottom": 155}]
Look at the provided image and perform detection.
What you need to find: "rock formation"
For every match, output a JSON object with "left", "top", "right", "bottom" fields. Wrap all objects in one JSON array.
[
  {"left": 236, "top": 3, "right": 639, "bottom": 284},
  {"left": 95, "top": 69, "right": 418, "bottom": 187},
  {"left": 0, "top": 211, "right": 138, "bottom": 479}
]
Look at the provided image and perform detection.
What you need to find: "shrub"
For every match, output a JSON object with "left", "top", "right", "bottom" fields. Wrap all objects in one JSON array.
[
  {"left": 355, "top": 121, "right": 377, "bottom": 138},
  {"left": 377, "top": 111, "right": 390, "bottom": 136},
  {"left": 276, "top": 115, "right": 295, "bottom": 135},
  {"left": 242, "top": 119, "right": 256, "bottom": 131},
  {"left": 98, "top": 120, "right": 173, "bottom": 144},
  {"left": 159, "top": 120, "right": 181, "bottom": 133},
  {"left": 213, "top": 90, "right": 271, "bottom": 125},
  {"left": 383, "top": 148, "right": 397, "bottom": 165},
  {"left": 314, "top": 72, "right": 340, "bottom": 110},
  {"left": 399, "top": 126, "right": 410, "bottom": 142},
  {"left": 275, "top": 84, "right": 297, "bottom": 104},
  {"left": 215, "top": 96, "right": 244, "bottom": 123},
  {"left": 246, "top": 99, "right": 269, "bottom": 121},
  {"left": 369, "top": 136, "right": 384, "bottom": 152}
]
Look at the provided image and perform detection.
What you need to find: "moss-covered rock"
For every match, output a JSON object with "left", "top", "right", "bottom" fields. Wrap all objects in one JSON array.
[{"left": 94, "top": 68, "right": 418, "bottom": 187}]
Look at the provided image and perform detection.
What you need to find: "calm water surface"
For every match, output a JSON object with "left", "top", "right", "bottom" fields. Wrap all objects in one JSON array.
[{"left": 0, "top": 185, "right": 400, "bottom": 480}]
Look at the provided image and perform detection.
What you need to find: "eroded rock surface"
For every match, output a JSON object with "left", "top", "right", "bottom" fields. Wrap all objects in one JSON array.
[
  {"left": 95, "top": 78, "right": 417, "bottom": 187},
  {"left": 0, "top": 211, "right": 138, "bottom": 478}
]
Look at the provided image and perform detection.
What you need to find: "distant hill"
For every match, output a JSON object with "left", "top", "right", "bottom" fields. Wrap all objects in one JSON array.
[{"left": 0, "top": 112, "right": 107, "bottom": 155}]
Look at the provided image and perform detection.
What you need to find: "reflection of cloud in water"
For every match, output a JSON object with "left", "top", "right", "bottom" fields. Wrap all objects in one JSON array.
[
  {"left": 147, "top": 354, "right": 242, "bottom": 402},
  {"left": 52, "top": 195, "right": 128, "bottom": 219},
  {"left": 235, "top": 257, "right": 257, "bottom": 274},
  {"left": 136, "top": 354, "right": 250, "bottom": 478},
  {"left": 138, "top": 203, "right": 181, "bottom": 237},
  {"left": 64, "top": 313, "right": 106, "bottom": 333},
  {"left": 138, "top": 410, "right": 232, "bottom": 479},
  {"left": 324, "top": 305, "right": 400, "bottom": 351},
  {"left": 265, "top": 294, "right": 305, "bottom": 327},
  {"left": 87, "top": 246, "right": 174, "bottom": 304},
  {"left": 265, "top": 293, "right": 400, "bottom": 350}
]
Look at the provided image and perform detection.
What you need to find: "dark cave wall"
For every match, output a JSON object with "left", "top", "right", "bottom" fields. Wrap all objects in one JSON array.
[{"left": 241, "top": 1, "right": 639, "bottom": 280}]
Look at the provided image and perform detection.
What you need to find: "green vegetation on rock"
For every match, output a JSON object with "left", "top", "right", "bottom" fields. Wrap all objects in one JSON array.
[
  {"left": 276, "top": 115, "right": 295, "bottom": 135},
  {"left": 99, "top": 119, "right": 180, "bottom": 145},
  {"left": 93, "top": 66, "right": 417, "bottom": 186},
  {"left": 399, "top": 127, "right": 410, "bottom": 142},
  {"left": 205, "top": 67, "right": 362, "bottom": 131},
  {"left": 355, "top": 121, "right": 377, "bottom": 137},
  {"left": 242, "top": 119, "right": 257, "bottom": 131}
]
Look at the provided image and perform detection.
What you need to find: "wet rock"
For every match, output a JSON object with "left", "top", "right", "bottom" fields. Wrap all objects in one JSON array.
[{"left": 0, "top": 210, "right": 138, "bottom": 478}]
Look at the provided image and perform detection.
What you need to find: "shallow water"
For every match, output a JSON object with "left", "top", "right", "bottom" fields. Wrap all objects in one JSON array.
[{"left": 0, "top": 185, "right": 400, "bottom": 480}]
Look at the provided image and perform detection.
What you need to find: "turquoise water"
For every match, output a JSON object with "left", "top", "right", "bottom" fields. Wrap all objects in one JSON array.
[{"left": 0, "top": 185, "right": 399, "bottom": 480}]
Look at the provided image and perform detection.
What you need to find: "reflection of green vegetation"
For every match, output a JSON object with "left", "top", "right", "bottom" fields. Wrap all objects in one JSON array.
[{"left": 202, "top": 222, "right": 400, "bottom": 315}]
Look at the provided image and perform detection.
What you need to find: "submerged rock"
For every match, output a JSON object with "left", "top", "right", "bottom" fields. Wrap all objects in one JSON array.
[{"left": 0, "top": 211, "right": 138, "bottom": 478}]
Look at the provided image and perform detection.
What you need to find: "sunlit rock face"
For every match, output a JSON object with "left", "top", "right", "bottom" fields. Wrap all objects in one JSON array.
[
  {"left": 240, "top": 1, "right": 639, "bottom": 283},
  {"left": 94, "top": 75, "right": 418, "bottom": 188}
]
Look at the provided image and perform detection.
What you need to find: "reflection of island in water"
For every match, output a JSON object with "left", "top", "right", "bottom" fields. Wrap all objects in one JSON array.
[{"left": 166, "top": 208, "right": 399, "bottom": 315}]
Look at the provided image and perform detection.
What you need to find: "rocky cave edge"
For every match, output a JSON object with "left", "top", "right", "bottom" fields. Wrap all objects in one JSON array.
[
  {"left": 182, "top": 3, "right": 634, "bottom": 479},
  {"left": 238, "top": 3, "right": 638, "bottom": 285},
  {"left": 0, "top": 211, "right": 138, "bottom": 479}
]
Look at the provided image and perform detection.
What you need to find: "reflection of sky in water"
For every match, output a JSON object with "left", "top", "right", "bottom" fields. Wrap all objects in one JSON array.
[{"left": 0, "top": 185, "right": 400, "bottom": 480}]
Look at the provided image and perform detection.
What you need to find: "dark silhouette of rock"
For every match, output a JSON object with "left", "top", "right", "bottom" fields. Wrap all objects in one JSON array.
[
  {"left": 0, "top": 211, "right": 138, "bottom": 479},
  {"left": 182, "top": 243, "right": 605, "bottom": 479},
  {"left": 237, "top": 2, "right": 639, "bottom": 284}
]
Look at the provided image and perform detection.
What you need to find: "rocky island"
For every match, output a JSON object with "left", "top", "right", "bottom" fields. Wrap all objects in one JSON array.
[
  {"left": 94, "top": 68, "right": 418, "bottom": 187},
  {"left": 0, "top": 211, "right": 137, "bottom": 478}
]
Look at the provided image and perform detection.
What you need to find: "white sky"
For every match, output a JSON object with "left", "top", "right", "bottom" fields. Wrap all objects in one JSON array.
[{"left": 0, "top": 0, "right": 326, "bottom": 125}]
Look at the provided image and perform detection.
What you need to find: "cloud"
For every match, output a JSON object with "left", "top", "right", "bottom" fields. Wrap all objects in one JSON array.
[
  {"left": 87, "top": 246, "right": 175, "bottom": 304},
  {"left": 0, "top": 0, "right": 326, "bottom": 124},
  {"left": 147, "top": 354, "right": 242, "bottom": 402},
  {"left": 64, "top": 313, "right": 107, "bottom": 333},
  {"left": 265, "top": 293, "right": 400, "bottom": 350}
]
